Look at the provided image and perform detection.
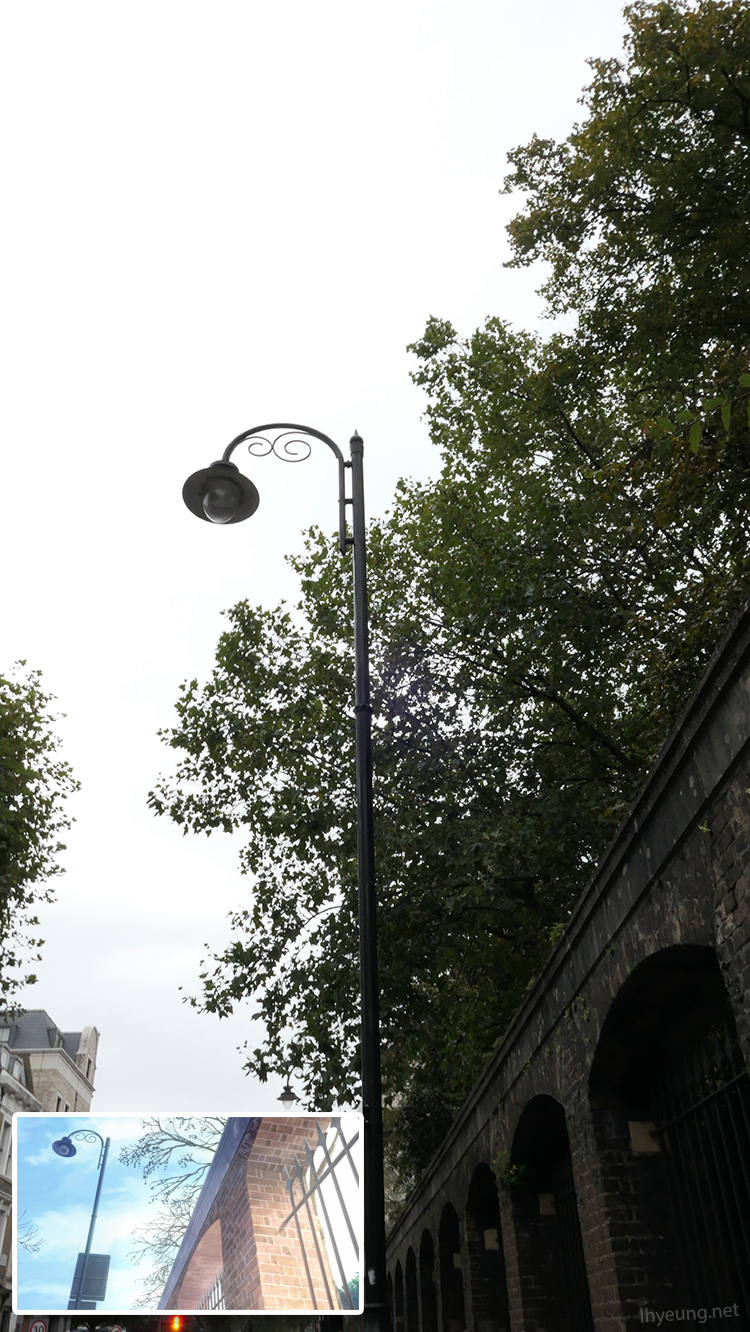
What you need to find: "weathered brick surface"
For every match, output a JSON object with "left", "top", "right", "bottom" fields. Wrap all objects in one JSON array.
[
  {"left": 168, "top": 1116, "right": 337, "bottom": 1312},
  {"left": 384, "top": 604, "right": 750, "bottom": 1332},
  {"left": 245, "top": 1117, "right": 337, "bottom": 1310}
]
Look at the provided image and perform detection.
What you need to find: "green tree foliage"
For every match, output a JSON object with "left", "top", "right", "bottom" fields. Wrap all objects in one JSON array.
[
  {"left": 504, "top": 0, "right": 750, "bottom": 380},
  {"left": 150, "top": 0, "right": 750, "bottom": 1188},
  {"left": 338, "top": 1272, "right": 360, "bottom": 1308},
  {"left": 0, "top": 664, "right": 78, "bottom": 1004}
]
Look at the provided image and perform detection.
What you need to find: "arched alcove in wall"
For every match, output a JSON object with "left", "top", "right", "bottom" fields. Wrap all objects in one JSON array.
[
  {"left": 465, "top": 1162, "right": 510, "bottom": 1332},
  {"left": 394, "top": 1260, "right": 405, "bottom": 1332},
  {"left": 438, "top": 1203, "right": 466, "bottom": 1332},
  {"left": 508, "top": 1095, "right": 594, "bottom": 1332},
  {"left": 419, "top": 1228, "right": 438, "bottom": 1332},
  {"left": 404, "top": 1246, "right": 419, "bottom": 1332},
  {"left": 170, "top": 1218, "right": 223, "bottom": 1309},
  {"left": 589, "top": 943, "right": 750, "bottom": 1318}
]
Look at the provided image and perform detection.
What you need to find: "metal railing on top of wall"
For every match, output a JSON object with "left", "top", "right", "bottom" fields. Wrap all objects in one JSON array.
[{"left": 279, "top": 1116, "right": 360, "bottom": 1310}]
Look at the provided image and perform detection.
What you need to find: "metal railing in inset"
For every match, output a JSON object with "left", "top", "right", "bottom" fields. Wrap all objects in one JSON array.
[
  {"left": 279, "top": 1116, "right": 360, "bottom": 1310},
  {"left": 197, "top": 1271, "right": 225, "bottom": 1310}
]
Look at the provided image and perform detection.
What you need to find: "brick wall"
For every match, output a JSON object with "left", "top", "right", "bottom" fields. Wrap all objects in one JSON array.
[
  {"left": 245, "top": 1117, "right": 337, "bottom": 1311},
  {"left": 168, "top": 1116, "right": 339, "bottom": 1313},
  {"left": 383, "top": 602, "right": 750, "bottom": 1331}
]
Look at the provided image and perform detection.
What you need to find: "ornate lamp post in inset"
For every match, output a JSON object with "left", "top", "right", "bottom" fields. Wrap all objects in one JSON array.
[
  {"left": 52, "top": 1130, "right": 111, "bottom": 1310},
  {"left": 183, "top": 424, "right": 389, "bottom": 1332}
]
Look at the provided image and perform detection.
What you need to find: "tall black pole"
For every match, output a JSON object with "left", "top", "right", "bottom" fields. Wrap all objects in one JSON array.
[
  {"left": 74, "top": 1134, "right": 110, "bottom": 1309},
  {"left": 349, "top": 432, "right": 388, "bottom": 1332},
  {"left": 188, "top": 423, "right": 391, "bottom": 1330}
]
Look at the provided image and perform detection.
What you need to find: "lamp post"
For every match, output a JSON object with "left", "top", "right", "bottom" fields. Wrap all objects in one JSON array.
[
  {"left": 183, "top": 424, "right": 390, "bottom": 1332},
  {"left": 278, "top": 1081, "right": 300, "bottom": 1110},
  {"left": 52, "top": 1130, "right": 111, "bottom": 1310}
]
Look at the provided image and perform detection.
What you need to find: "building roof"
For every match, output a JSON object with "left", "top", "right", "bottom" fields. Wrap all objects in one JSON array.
[{"left": 0, "top": 1009, "right": 81, "bottom": 1059}]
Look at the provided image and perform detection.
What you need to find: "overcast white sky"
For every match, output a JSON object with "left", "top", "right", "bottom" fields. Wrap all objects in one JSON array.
[{"left": 1, "top": 1, "right": 629, "bottom": 1114}]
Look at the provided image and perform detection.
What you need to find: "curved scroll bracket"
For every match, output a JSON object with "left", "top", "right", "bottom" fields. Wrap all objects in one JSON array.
[
  {"left": 69, "top": 1129, "right": 107, "bottom": 1169},
  {"left": 222, "top": 422, "right": 355, "bottom": 554}
]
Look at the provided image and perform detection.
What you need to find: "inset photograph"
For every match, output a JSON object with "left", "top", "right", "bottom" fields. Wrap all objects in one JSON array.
[{"left": 14, "top": 1113, "right": 361, "bottom": 1315}]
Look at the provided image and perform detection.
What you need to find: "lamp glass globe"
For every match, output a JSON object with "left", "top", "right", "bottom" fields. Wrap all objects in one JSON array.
[
  {"left": 202, "top": 476, "right": 243, "bottom": 524},
  {"left": 52, "top": 1137, "right": 77, "bottom": 1157}
]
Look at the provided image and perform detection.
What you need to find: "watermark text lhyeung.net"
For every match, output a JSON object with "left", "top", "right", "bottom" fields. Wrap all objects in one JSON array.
[{"left": 641, "top": 1306, "right": 741, "bottom": 1325}]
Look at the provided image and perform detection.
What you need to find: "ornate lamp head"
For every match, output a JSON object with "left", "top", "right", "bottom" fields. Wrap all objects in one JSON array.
[
  {"left": 182, "top": 460, "right": 260, "bottom": 525},
  {"left": 278, "top": 1082, "right": 300, "bottom": 1110},
  {"left": 52, "top": 1136, "right": 77, "bottom": 1157}
]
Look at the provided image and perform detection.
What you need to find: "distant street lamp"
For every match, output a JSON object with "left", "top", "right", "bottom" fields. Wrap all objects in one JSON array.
[
  {"left": 183, "top": 424, "right": 390, "bottom": 1332},
  {"left": 52, "top": 1130, "right": 111, "bottom": 1310},
  {"left": 278, "top": 1082, "right": 300, "bottom": 1110}
]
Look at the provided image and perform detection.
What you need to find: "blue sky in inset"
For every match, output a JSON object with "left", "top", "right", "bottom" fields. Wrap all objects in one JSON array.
[{"left": 15, "top": 1113, "right": 216, "bottom": 1313}]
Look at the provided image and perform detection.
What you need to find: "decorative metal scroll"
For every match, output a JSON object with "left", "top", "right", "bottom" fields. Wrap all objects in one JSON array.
[
  {"left": 69, "top": 1129, "right": 107, "bottom": 1167},
  {"left": 197, "top": 1271, "right": 225, "bottom": 1311},
  {"left": 221, "top": 420, "right": 351, "bottom": 554},
  {"left": 244, "top": 429, "right": 313, "bottom": 463},
  {"left": 279, "top": 1117, "right": 360, "bottom": 1311}
]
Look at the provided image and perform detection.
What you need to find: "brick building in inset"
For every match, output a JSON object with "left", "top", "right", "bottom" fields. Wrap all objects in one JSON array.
[{"left": 160, "top": 1116, "right": 360, "bottom": 1314}]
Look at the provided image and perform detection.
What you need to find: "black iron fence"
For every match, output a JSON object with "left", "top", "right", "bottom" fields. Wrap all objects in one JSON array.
[
  {"left": 655, "top": 1021, "right": 750, "bottom": 1323},
  {"left": 197, "top": 1270, "right": 225, "bottom": 1311},
  {"left": 552, "top": 1150, "right": 595, "bottom": 1332},
  {"left": 279, "top": 1116, "right": 360, "bottom": 1311}
]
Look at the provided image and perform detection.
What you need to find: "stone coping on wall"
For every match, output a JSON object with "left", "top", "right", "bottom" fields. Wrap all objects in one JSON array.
[{"left": 387, "top": 593, "right": 750, "bottom": 1251}]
